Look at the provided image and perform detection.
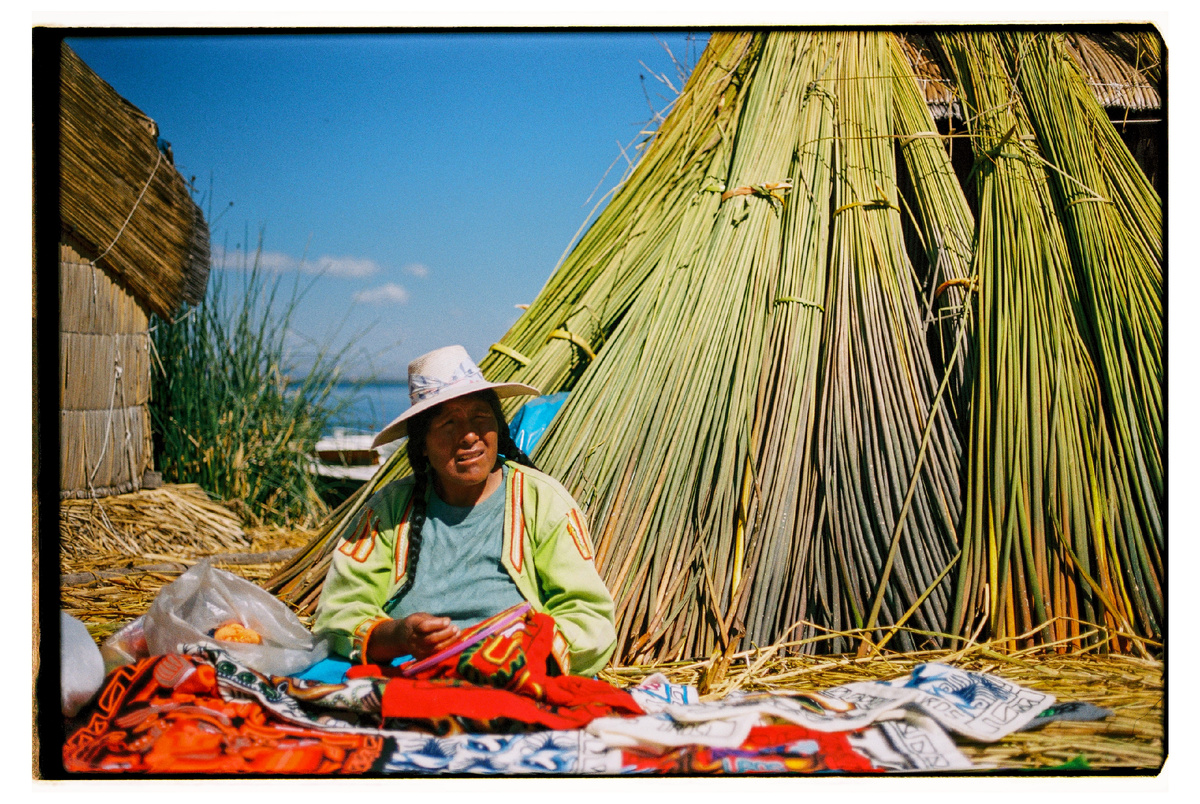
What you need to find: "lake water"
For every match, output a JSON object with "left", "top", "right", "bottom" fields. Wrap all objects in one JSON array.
[{"left": 322, "top": 382, "right": 410, "bottom": 436}]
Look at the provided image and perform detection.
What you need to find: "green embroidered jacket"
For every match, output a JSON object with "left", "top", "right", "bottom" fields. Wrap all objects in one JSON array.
[{"left": 314, "top": 461, "right": 618, "bottom": 677}]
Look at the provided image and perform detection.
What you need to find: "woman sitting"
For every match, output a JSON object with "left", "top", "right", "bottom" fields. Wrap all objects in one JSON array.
[{"left": 314, "top": 345, "right": 617, "bottom": 677}]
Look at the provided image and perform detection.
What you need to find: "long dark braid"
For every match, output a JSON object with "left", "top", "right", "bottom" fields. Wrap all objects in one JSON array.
[
  {"left": 388, "top": 389, "right": 535, "bottom": 606},
  {"left": 482, "top": 390, "right": 538, "bottom": 471}
]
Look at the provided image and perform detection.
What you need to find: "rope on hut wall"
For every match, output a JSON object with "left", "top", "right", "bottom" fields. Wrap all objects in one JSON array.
[
  {"left": 59, "top": 43, "right": 211, "bottom": 321},
  {"left": 60, "top": 243, "right": 153, "bottom": 499},
  {"left": 90, "top": 148, "right": 164, "bottom": 269}
]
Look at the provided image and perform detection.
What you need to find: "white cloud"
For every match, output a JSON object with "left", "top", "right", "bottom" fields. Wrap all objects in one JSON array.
[
  {"left": 353, "top": 283, "right": 410, "bottom": 305},
  {"left": 312, "top": 255, "right": 379, "bottom": 278},
  {"left": 256, "top": 250, "right": 296, "bottom": 272},
  {"left": 403, "top": 262, "right": 430, "bottom": 278},
  {"left": 211, "top": 246, "right": 381, "bottom": 278}
]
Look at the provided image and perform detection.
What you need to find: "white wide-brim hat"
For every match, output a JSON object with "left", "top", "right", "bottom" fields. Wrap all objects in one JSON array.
[{"left": 372, "top": 344, "right": 540, "bottom": 448}]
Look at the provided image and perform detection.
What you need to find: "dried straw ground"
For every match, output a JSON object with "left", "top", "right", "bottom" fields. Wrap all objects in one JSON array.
[{"left": 59, "top": 486, "right": 1163, "bottom": 773}]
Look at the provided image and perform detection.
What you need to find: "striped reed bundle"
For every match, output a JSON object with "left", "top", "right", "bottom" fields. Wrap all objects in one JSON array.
[
  {"left": 933, "top": 31, "right": 1161, "bottom": 652},
  {"left": 58, "top": 43, "right": 209, "bottom": 319},
  {"left": 805, "top": 32, "right": 963, "bottom": 655},
  {"left": 1005, "top": 33, "right": 1163, "bottom": 616},
  {"left": 890, "top": 35, "right": 977, "bottom": 417},
  {"left": 529, "top": 31, "right": 966, "bottom": 661}
]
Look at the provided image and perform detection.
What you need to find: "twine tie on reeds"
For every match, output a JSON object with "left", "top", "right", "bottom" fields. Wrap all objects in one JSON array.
[
  {"left": 773, "top": 296, "right": 824, "bottom": 312},
  {"left": 547, "top": 329, "right": 597, "bottom": 361},
  {"left": 720, "top": 181, "right": 793, "bottom": 206},
  {"left": 489, "top": 343, "right": 531, "bottom": 366},
  {"left": 91, "top": 149, "right": 164, "bottom": 268}
]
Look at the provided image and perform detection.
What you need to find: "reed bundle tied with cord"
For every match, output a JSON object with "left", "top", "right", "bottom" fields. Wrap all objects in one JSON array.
[{"left": 267, "top": 29, "right": 1163, "bottom": 667}]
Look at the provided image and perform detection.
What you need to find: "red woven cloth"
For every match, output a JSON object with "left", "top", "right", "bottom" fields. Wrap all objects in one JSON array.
[
  {"left": 63, "top": 654, "right": 387, "bottom": 774},
  {"left": 349, "top": 611, "right": 642, "bottom": 733}
]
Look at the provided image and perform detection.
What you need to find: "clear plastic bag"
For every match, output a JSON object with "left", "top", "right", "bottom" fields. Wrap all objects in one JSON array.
[
  {"left": 99, "top": 614, "right": 148, "bottom": 674},
  {"left": 140, "top": 558, "right": 327, "bottom": 676}
]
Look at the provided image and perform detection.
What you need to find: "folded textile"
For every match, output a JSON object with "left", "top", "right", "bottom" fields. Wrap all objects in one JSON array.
[
  {"left": 628, "top": 663, "right": 1054, "bottom": 744},
  {"left": 351, "top": 611, "right": 643, "bottom": 735},
  {"left": 590, "top": 710, "right": 761, "bottom": 751},
  {"left": 857, "top": 662, "right": 1055, "bottom": 741},
  {"left": 384, "top": 729, "right": 620, "bottom": 774},
  {"left": 627, "top": 672, "right": 699, "bottom": 713},
  {"left": 63, "top": 652, "right": 391, "bottom": 774},
  {"left": 620, "top": 724, "right": 880, "bottom": 774},
  {"left": 847, "top": 713, "right": 973, "bottom": 771}
]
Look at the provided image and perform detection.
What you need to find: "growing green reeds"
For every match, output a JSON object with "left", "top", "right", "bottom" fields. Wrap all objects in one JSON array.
[{"left": 149, "top": 238, "right": 359, "bottom": 526}]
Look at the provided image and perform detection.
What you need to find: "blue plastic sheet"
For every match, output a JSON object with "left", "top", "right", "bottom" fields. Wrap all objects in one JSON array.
[{"left": 509, "top": 392, "right": 569, "bottom": 455}]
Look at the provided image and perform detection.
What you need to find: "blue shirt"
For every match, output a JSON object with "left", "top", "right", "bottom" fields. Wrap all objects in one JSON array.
[{"left": 385, "top": 467, "right": 525, "bottom": 628}]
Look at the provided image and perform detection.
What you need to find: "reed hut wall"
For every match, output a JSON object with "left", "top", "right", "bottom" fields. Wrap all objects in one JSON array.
[
  {"left": 56, "top": 44, "right": 212, "bottom": 500},
  {"left": 59, "top": 242, "right": 153, "bottom": 499},
  {"left": 897, "top": 30, "right": 1163, "bottom": 195},
  {"left": 58, "top": 43, "right": 210, "bottom": 320}
]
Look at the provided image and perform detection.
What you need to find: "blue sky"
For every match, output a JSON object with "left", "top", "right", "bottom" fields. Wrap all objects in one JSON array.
[{"left": 65, "top": 31, "right": 705, "bottom": 381}]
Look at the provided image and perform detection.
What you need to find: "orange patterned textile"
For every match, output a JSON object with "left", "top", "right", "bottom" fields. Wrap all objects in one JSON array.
[{"left": 63, "top": 654, "right": 389, "bottom": 774}]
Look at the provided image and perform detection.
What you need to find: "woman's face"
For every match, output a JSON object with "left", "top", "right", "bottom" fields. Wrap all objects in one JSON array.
[{"left": 422, "top": 393, "right": 500, "bottom": 503}]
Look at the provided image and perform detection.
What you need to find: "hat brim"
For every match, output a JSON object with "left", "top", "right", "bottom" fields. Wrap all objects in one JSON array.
[{"left": 371, "top": 380, "right": 541, "bottom": 448}]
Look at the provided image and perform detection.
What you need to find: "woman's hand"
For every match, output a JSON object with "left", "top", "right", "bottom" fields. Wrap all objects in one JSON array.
[{"left": 368, "top": 613, "right": 461, "bottom": 662}]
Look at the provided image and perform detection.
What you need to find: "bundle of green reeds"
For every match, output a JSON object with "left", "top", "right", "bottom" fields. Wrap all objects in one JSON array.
[
  {"left": 267, "top": 30, "right": 1162, "bottom": 664},
  {"left": 890, "top": 35, "right": 977, "bottom": 418},
  {"left": 932, "top": 31, "right": 1162, "bottom": 651},
  {"left": 514, "top": 31, "right": 965, "bottom": 661},
  {"left": 58, "top": 43, "right": 209, "bottom": 319}
]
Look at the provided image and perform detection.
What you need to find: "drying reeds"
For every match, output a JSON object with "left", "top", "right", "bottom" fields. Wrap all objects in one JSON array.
[
  {"left": 890, "top": 34, "right": 976, "bottom": 416},
  {"left": 266, "top": 29, "right": 1163, "bottom": 666},
  {"left": 59, "top": 43, "right": 209, "bottom": 319},
  {"left": 59, "top": 483, "right": 251, "bottom": 560},
  {"left": 932, "top": 31, "right": 1162, "bottom": 652}
]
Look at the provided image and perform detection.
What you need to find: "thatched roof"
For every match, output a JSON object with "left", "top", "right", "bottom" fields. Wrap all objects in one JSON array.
[
  {"left": 59, "top": 43, "right": 210, "bottom": 320},
  {"left": 898, "top": 30, "right": 1162, "bottom": 119}
]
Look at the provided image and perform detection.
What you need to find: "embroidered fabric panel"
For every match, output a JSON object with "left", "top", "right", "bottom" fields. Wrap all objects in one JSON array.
[{"left": 63, "top": 652, "right": 390, "bottom": 774}]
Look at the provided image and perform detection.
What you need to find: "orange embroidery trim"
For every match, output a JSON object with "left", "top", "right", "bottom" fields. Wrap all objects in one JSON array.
[
  {"left": 358, "top": 617, "right": 390, "bottom": 664},
  {"left": 509, "top": 470, "right": 525, "bottom": 573},
  {"left": 351, "top": 616, "right": 388, "bottom": 663},
  {"left": 338, "top": 509, "right": 379, "bottom": 563},
  {"left": 393, "top": 497, "right": 415, "bottom": 584},
  {"left": 566, "top": 508, "right": 595, "bottom": 560}
]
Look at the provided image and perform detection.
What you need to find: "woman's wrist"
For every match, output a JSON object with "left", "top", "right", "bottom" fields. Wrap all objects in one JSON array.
[{"left": 365, "top": 618, "right": 409, "bottom": 663}]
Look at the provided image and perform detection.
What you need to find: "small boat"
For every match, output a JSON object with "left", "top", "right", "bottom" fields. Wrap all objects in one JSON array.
[{"left": 310, "top": 429, "right": 401, "bottom": 482}]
